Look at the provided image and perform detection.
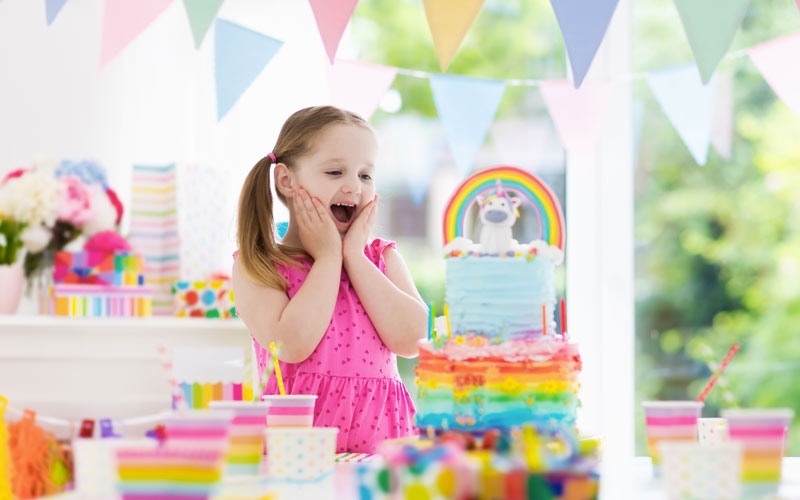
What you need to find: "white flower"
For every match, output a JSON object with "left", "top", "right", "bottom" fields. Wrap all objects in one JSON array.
[
  {"left": 20, "top": 224, "right": 52, "bottom": 253},
  {"left": 0, "top": 171, "right": 58, "bottom": 227}
]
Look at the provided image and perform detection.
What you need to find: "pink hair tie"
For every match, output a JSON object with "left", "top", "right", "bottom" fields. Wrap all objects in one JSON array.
[{"left": 267, "top": 152, "right": 277, "bottom": 164}]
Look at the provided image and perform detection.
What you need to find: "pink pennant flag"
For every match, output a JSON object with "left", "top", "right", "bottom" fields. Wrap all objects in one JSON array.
[
  {"left": 309, "top": 0, "right": 359, "bottom": 64},
  {"left": 539, "top": 79, "right": 613, "bottom": 154},
  {"left": 99, "top": 0, "right": 174, "bottom": 69},
  {"left": 748, "top": 32, "right": 800, "bottom": 118},
  {"left": 711, "top": 70, "right": 733, "bottom": 160},
  {"left": 328, "top": 60, "right": 397, "bottom": 121}
]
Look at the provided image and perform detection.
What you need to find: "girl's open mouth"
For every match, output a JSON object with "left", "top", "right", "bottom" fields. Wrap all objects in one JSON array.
[{"left": 331, "top": 203, "right": 356, "bottom": 223}]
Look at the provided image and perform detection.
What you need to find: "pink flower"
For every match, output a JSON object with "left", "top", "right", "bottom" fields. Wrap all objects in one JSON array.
[
  {"left": 84, "top": 230, "right": 131, "bottom": 252},
  {"left": 56, "top": 176, "right": 93, "bottom": 225}
]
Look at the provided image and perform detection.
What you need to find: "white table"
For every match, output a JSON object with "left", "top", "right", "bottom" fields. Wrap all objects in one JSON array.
[{"left": 39, "top": 457, "right": 800, "bottom": 499}]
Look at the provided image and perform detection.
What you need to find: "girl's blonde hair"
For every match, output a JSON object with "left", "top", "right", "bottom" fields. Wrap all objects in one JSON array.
[{"left": 236, "top": 105, "right": 372, "bottom": 290}]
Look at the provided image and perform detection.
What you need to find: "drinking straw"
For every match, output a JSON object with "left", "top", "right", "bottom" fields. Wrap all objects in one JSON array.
[
  {"left": 560, "top": 298, "right": 567, "bottom": 338},
  {"left": 269, "top": 342, "right": 286, "bottom": 396},
  {"left": 541, "top": 304, "right": 547, "bottom": 335},
  {"left": 443, "top": 303, "right": 452, "bottom": 339},
  {"left": 696, "top": 343, "right": 740, "bottom": 402},
  {"left": 157, "top": 345, "right": 187, "bottom": 410}
]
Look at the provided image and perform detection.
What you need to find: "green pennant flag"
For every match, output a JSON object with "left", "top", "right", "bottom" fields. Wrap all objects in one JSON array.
[
  {"left": 183, "top": 0, "right": 225, "bottom": 49},
  {"left": 673, "top": 0, "right": 750, "bottom": 84}
]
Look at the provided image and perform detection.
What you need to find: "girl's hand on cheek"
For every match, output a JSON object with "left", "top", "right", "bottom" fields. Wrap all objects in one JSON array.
[
  {"left": 294, "top": 187, "right": 342, "bottom": 262},
  {"left": 343, "top": 195, "right": 378, "bottom": 260}
]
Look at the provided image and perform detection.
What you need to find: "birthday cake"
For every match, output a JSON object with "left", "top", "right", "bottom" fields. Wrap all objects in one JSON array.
[{"left": 415, "top": 166, "right": 581, "bottom": 438}]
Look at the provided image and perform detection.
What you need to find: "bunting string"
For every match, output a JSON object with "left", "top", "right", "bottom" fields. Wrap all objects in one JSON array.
[{"left": 2, "top": 403, "right": 171, "bottom": 435}]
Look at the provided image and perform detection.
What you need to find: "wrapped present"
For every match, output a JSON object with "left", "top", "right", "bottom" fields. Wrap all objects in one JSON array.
[
  {"left": 53, "top": 250, "right": 146, "bottom": 286},
  {"left": 172, "top": 279, "right": 236, "bottom": 318},
  {"left": 46, "top": 284, "right": 153, "bottom": 317}
]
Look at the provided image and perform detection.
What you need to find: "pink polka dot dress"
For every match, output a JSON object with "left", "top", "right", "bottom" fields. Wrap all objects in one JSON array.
[{"left": 253, "top": 238, "right": 418, "bottom": 453}]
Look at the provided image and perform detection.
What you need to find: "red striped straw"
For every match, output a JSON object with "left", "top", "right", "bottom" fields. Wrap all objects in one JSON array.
[
  {"left": 542, "top": 304, "right": 547, "bottom": 336},
  {"left": 696, "top": 343, "right": 741, "bottom": 402},
  {"left": 560, "top": 298, "right": 567, "bottom": 338},
  {"left": 157, "top": 345, "right": 187, "bottom": 410}
]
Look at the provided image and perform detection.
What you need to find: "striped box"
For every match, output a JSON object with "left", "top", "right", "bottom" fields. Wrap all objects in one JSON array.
[
  {"left": 721, "top": 408, "right": 794, "bottom": 495},
  {"left": 115, "top": 447, "right": 226, "bottom": 500},
  {"left": 642, "top": 401, "right": 703, "bottom": 469},
  {"left": 48, "top": 284, "right": 153, "bottom": 317},
  {"left": 261, "top": 395, "right": 317, "bottom": 428},
  {"left": 208, "top": 401, "right": 269, "bottom": 476}
]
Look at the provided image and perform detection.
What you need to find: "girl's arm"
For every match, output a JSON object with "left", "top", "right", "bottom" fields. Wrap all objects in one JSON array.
[
  {"left": 344, "top": 247, "right": 428, "bottom": 358},
  {"left": 232, "top": 254, "right": 342, "bottom": 363}
]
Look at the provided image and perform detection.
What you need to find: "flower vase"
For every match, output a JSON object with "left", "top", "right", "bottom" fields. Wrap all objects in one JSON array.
[{"left": 0, "top": 263, "right": 24, "bottom": 314}]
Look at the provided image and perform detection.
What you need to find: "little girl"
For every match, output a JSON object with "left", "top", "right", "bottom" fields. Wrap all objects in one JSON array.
[{"left": 232, "top": 106, "right": 427, "bottom": 453}]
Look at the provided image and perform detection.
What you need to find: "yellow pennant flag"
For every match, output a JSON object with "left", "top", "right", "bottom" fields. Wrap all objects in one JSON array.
[{"left": 423, "top": 0, "right": 485, "bottom": 71}]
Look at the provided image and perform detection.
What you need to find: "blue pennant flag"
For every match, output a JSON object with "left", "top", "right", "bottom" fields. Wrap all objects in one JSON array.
[
  {"left": 549, "top": 0, "right": 620, "bottom": 88},
  {"left": 215, "top": 19, "right": 283, "bottom": 121},
  {"left": 429, "top": 74, "right": 505, "bottom": 178},
  {"left": 45, "top": 0, "right": 68, "bottom": 25},
  {"left": 646, "top": 64, "right": 716, "bottom": 166}
]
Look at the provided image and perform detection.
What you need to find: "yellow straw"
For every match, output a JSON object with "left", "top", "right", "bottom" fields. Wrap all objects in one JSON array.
[
  {"left": 269, "top": 342, "right": 286, "bottom": 396},
  {"left": 444, "top": 303, "right": 452, "bottom": 339}
]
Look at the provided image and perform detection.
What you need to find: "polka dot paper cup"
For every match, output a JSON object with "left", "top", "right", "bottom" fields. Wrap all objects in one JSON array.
[
  {"left": 264, "top": 426, "right": 339, "bottom": 481},
  {"left": 698, "top": 417, "right": 729, "bottom": 444},
  {"left": 658, "top": 440, "right": 743, "bottom": 500}
]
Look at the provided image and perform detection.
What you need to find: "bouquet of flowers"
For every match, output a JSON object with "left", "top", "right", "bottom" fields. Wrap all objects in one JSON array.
[{"left": 0, "top": 158, "right": 124, "bottom": 285}]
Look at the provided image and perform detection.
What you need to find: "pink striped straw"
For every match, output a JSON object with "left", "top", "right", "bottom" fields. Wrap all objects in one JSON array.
[
  {"left": 157, "top": 345, "right": 187, "bottom": 410},
  {"left": 696, "top": 343, "right": 740, "bottom": 402}
]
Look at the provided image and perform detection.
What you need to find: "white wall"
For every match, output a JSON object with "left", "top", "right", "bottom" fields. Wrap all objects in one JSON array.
[{"left": 0, "top": 0, "right": 333, "bottom": 268}]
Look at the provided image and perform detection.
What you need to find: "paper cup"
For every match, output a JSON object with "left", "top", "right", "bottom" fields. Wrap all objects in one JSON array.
[
  {"left": 163, "top": 409, "right": 235, "bottom": 451},
  {"left": 265, "top": 426, "right": 339, "bottom": 481},
  {"left": 659, "top": 441, "right": 743, "bottom": 500},
  {"left": 208, "top": 400, "right": 270, "bottom": 475},
  {"left": 72, "top": 438, "right": 157, "bottom": 494},
  {"left": 642, "top": 400, "right": 703, "bottom": 470},
  {"left": 262, "top": 394, "right": 317, "bottom": 427},
  {"left": 721, "top": 408, "right": 794, "bottom": 495},
  {"left": 698, "top": 417, "right": 729, "bottom": 444}
]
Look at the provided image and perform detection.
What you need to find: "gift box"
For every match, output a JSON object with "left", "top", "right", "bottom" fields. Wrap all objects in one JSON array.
[
  {"left": 54, "top": 250, "right": 146, "bottom": 286},
  {"left": 172, "top": 279, "right": 236, "bottom": 318},
  {"left": 45, "top": 284, "right": 153, "bottom": 317}
]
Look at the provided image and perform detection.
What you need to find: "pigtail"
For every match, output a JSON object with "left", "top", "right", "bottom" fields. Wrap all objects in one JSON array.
[{"left": 236, "top": 156, "right": 292, "bottom": 290}]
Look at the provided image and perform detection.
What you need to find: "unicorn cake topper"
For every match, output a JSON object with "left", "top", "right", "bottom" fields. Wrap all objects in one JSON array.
[{"left": 442, "top": 167, "right": 565, "bottom": 263}]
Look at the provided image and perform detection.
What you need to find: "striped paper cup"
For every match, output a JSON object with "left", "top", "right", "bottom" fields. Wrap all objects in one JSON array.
[
  {"left": 208, "top": 400, "right": 269, "bottom": 476},
  {"left": 721, "top": 408, "right": 794, "bottom": 495},
  {"left": 115, "top": 447, "right": 226, "bottom": 500},
  {"left": 642, "top": 400, "right": 703, "bottom": 470},
  {"left": 262, "top": 395, "right": 317, "bottom": 428},
  {"left": 163, "top": 409, "right": 235, "bottom": 452}
]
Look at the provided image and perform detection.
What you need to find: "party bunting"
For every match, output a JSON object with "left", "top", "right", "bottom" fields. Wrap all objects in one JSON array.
[
  {"left": 182, "top": 0, "right": 225, "bottom": 49},
  {"left": 549, "top": 0, "right": 619, "bottom": 89},
  {"left": 214, "top": 18, "right": 283, "bottom": 121},
  {"left": 673, "top": 0, "right": 750, "bottom": 84},
  {"left": 748, "top": 32, "right": 800, "bottom": 118},
  {"left": 328, "top": 60, "right": 397, "bottom": 120},
  {"left": 429, "top": 74, "right": 505, "bottom": 178},
  {"left": 646, "top": 65, "right": 716, "bottom": 166},
  {"left": 45, "top": 0, "right": 69, "bottom": 25},
  {"left": 711, "top": 70, "right": 733, "bottom": 160},
  {"left": 99, "top": 0, "right": 174, "bottom": 69},
  {"left": 309, "top": 0, "right": 359, "bottom": 64},
  {"left": 539, "top": 79, "right": 613, "bottom": 155},
  {"left": 422, "top": 0, "right": 485, "bottom": 71}
]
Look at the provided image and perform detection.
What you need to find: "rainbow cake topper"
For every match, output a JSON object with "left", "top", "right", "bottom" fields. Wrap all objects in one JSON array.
[{"left": 443, "top": 166, "right": 565, "bottom": 251}]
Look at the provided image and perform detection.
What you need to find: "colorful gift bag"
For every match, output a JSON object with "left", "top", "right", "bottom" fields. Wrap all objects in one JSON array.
[
  {"left": 128, "top": 163, "right": 181, "bottom": 316},
  {"left": 173, "top": 279, "right": 235, "bottom": 318}
]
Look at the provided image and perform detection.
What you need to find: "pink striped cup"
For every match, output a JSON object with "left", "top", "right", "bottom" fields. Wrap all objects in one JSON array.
[
  {"left": 642, "top": 400, "right": 703, "bottom": 470},
  {"left": 262, "top": 395, "right": 317, "bottom": 428},
  {"left": 208, "top": 400, "right": 270, "bottom": 476},
  {"left": 721, "top": 408, "right": 794, "bottom": 495},
  {"left": 162, "top": 409, "right": 234, "bottom": 451}
]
